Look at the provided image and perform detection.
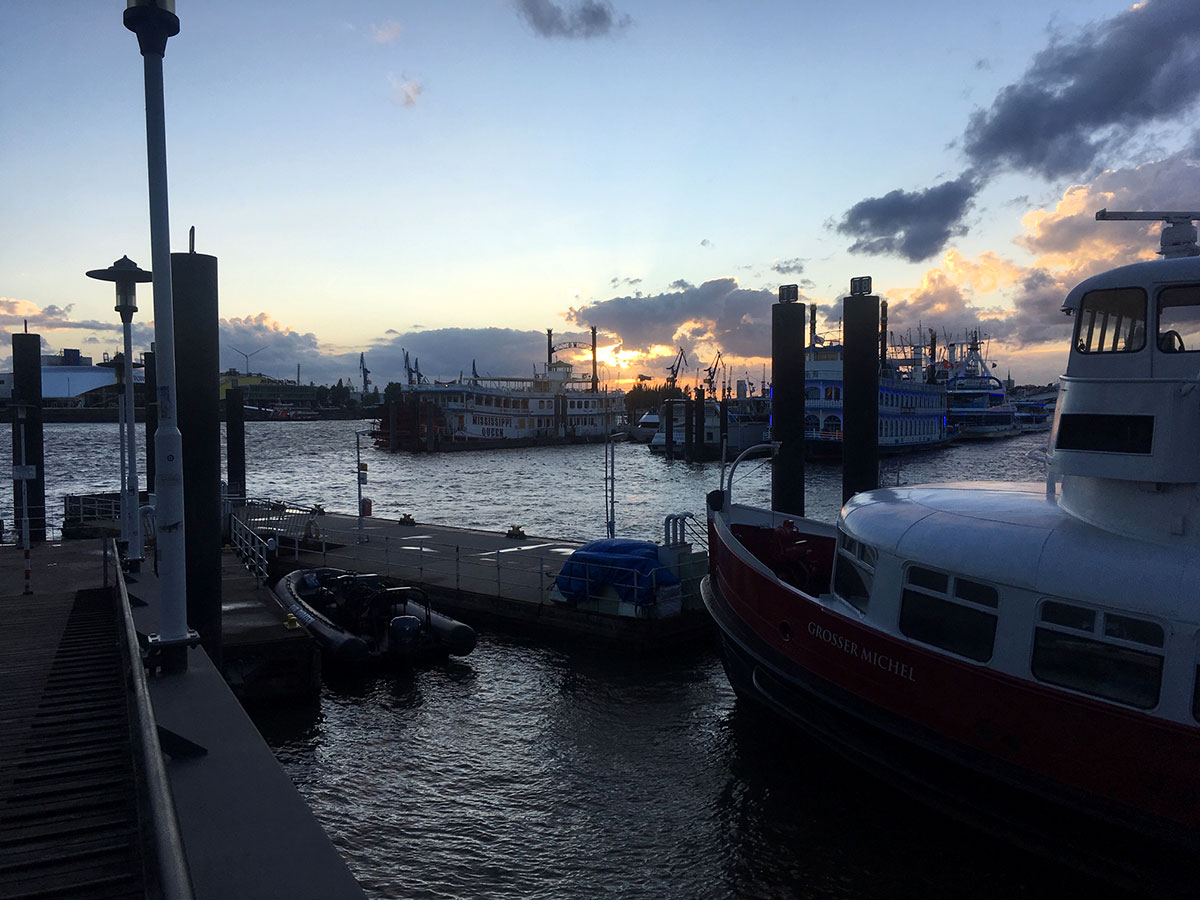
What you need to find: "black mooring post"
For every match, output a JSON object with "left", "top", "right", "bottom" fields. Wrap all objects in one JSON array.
[
  {"left": 11, "top": 333, "right": 46, "bottom": 542},
  {"left": 172, "top": 249, "right": 222, "bottom": 665},
  {"left": 388, "top": 400, "right": 399, "bottom": 451},
  {"left": 719, "top": 393, "right": 729, "bottom": 456},
  {"left": 695, "top": 386, "right": 706, "bottom": 459},
  {"left": 843, "top": 293, "right": 880, "bottom": 504},
  {"left": 143, "top": 348, "right": 157, "bottom": 492},
  {"left": 771, "top": 289, "right": 805, "bottom": 515},
  {"left": 683, "top": 398, "right": 695, "bottom": 461},
  {"left": 664, "top": 402, "right": 674, "bottom": 460},
  {"left": 226, "top": 387, "right": 246, "bottom": 499}
]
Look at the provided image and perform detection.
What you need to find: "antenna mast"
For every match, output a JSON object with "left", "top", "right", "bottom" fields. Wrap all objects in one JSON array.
[{"left": 1095, "top": 209, "right": 1200, "bottom": 259}]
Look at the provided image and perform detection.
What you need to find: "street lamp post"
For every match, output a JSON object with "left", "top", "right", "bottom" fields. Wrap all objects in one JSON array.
[
  {"left": 87, "top": 255, "right": 150, "bottom": 571},
  {"left": 124, "top": 0, "right": 194, "bottom": 664}
]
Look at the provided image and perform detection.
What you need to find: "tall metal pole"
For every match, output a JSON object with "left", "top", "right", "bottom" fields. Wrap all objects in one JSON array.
[
  {"left": 126, "top": 2, "right": 190, "bottom": 655},
  {"left": 121, "top": 330, "right": 142, "bottom": 566}
]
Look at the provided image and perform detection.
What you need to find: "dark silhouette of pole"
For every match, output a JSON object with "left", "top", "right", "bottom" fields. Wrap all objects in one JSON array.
[
  {"left": 226, "top": 387, "right": 246, "bottom": 498},
  {"left": 10, "top": 333, "right": 45, "bottom": 543},
  {"left": 771, "top": 286, "right": 805, "bottom": 515},
  {"left": 843, "top": 292, "right": 880, "bottom": 503}
]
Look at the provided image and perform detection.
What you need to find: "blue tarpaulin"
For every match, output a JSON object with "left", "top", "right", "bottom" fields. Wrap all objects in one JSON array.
[{"left": 554, "top": 539, "right": 680, "bottom": 606}]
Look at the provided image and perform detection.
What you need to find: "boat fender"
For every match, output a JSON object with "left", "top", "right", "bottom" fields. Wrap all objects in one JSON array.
[
  {"left": 706, "top": 489, "right": 724, "bottom": 512},
  {"left": 388, "top": 615, "right": 424, "bottom": 655}
]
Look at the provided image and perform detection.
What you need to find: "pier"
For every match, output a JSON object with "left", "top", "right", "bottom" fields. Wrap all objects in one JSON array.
[
  {"left": 252, "top": 508, "right": 714, "bottom": 652},
  {"left": 0, "top": 540, "right": 364, "bottom": 899}
]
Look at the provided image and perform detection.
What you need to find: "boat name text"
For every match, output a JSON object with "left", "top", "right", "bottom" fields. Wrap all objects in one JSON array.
[{"left": 807, "top": 621, "right": 916, "bottom": 683}]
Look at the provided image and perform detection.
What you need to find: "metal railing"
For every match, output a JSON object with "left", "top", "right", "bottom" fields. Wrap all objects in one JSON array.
[
  {"left": 64, "top": 493, "right": 121, "bottom": 523},
  {"left": 112, "top": 539, "right": 196, "bottom": 900},
  {"left": 229, "top": 513, "right": 275, "bottom": 583}
]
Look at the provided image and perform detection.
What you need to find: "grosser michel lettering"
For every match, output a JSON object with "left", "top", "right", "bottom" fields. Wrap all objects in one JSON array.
[{"left": 807, "top": 620, "right": 917, "bottom": 682}]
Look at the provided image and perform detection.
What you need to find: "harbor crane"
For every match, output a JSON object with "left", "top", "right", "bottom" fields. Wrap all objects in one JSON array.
[
  {"left": 359, "top": 353, "right": 370, "bottom": 394},
  {"left": 704, "top": 350, "right": 724, "bottom": 396},
  {"left": 666, "top": 347, "right": 688, "bottom": 390}
]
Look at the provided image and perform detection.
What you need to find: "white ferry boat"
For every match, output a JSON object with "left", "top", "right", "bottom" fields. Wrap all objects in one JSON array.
[
  {"left": 701, "top": 210, "right": 1200, "bottom": 892},
  {"left": 377, "top": 334, "right": 624, "bottom": 451}
]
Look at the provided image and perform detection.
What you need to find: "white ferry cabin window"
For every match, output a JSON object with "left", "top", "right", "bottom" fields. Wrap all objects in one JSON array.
[
  {"left": 1074, "top": 288, "right": 1146, "bottom": 353},
  {"left": 1156, "top": 285, "right": 1200, "bottom": 353},
  {"left": 833, "top": 527, "right": 872, "bottom": 612},
  {"left": 1031, "top": 599, "right": 1163, "bottom": 709},
  {"left": 899, "top": 566, "right": 997, "bottom": 662}
]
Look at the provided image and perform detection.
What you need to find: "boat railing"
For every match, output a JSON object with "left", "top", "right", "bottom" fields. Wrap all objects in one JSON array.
[{"left": 64, "top": 492, "right": 122, "bottom": 524}]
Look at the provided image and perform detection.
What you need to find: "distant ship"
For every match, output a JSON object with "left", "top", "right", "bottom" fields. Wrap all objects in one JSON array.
[
  {"left": 375, "top": 328, "right": 625, "bottom": 452},
  {"left": 938, "top": 330, "right": 1020, "bottom": 439}
]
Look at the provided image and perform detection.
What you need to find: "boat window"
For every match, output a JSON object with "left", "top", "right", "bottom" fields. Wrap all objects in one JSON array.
[
  {"left": 833, "top": 528, "right": 872, "bottom": 613},
  {"left": 1074, "top": 288, "right": 1146, "bottom": 354},
  {"left": 907, "top": 566, "right": 948, "bottom": 594},
  {"left": 1041, "top": 600, "right": 1096, "bottom": 631},
  {"left": 954, "top": 578, "right": 998, "bottom": 609},
  {"left": 900, "top": 589, "right": 997, "bottom": 662},
  {"left": 1104, "top": 613, "right": 1164, "bottom": 648},
  {"left": 1156, "top": 285, "right": 1200, "bottom": 353},
  {"left": 1032, "top": 629, "right": 1162, "bottom": 709}
]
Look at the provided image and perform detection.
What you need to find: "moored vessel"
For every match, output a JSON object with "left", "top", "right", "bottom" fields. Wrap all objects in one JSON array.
[{"left": 701, "top": 210, "right": 1200, "bottom": 891}]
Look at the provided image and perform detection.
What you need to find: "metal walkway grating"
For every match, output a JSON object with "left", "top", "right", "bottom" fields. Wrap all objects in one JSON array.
[{"left": 0, "top": 588, "right": 148, "bottom": 900}]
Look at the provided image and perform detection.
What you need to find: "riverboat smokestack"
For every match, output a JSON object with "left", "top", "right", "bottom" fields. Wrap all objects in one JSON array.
[
  {"left": 843, "top": 288, "right": 880, "bottom": 503},
  {"left": 771, "top": 285, "right": 805, "bottom": 515}
]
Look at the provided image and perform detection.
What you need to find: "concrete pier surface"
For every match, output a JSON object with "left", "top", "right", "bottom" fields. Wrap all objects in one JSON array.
[
  {"left": 273, "top": 512, "right": 714, "bottom": 651},
  {"left": 0, "top": 540, "right": 364, "bottom": 900}
]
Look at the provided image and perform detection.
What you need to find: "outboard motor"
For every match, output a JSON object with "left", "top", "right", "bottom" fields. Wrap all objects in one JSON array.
[{"left": 388, "top": 615, "right": 424, "bottom": 658}]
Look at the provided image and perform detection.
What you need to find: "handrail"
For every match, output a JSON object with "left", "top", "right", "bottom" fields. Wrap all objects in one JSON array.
[
  {"left": 229, "top": 512, "right": 275, "bottom": 582},
  {"left": 721, "top": 442, "right": 777, "bottom": 503},
  {"left": 113, "top": 539, "right": 196, "bottom": 900}
]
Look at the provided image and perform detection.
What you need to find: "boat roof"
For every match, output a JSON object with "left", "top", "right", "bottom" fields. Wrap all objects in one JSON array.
[
  {"left": 840, "top": 482, "right": 1200, "bottom": 622},
  {"left": 1060, "top": 254, "right": 1200, "bottom": 311}
]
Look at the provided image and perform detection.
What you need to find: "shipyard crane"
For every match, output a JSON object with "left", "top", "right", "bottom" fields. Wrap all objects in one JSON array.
[
  {"left": 666, "top": 347, "right": 688, "bottom": 390},
  {"left": 704, "top": 351, "right": 723, "bottom": 396},
  {"left": 359, "top": 353, "right": 370, "bottom": 394}
]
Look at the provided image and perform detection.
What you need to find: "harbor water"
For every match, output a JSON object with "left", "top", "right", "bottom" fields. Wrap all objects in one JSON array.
[{"left": 16, "top": 423, "right": 1127, "bottom": 898}]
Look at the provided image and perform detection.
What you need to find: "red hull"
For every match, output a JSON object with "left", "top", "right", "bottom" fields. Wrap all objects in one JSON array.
[{"left": 705, "top": 511, "right": 1198, "bottom": 889}]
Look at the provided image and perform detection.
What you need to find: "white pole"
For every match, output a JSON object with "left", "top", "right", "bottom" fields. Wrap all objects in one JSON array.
[
  {"left": 140, "top": 44, "right": 188, "bottom": 643},
  {"left": 122, "top": 322, "right": 142, "bottom": 562}
]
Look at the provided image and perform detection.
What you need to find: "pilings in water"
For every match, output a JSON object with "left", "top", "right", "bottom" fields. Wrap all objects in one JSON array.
[
  {"left": 771, "top": 287, "right": 806, "bottom": 516},
  {"left": 10, "top": 333, "right": 46, "bottom": 542},
  {"left": 664, "top": 402, "right": 675, "bottom": 460},
  {"left": 172, "top": 249, "right": 223, "bottom": 663},
  {"left": 226, "top": 387, "right": 246, "bottom": 499},
  {"left": 683, "top": 399, "right": 694, "bottom": 461},
  {"left": 843, "top": 293, "right": 881, "bottom": 503}
]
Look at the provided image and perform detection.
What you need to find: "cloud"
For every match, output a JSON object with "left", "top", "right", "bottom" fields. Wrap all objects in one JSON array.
[
  {"left": 610, "top": 276, "right": 642, "bottom": 288},
  {"left": 835, "top": 176, "right": 978, "bottom": 263},
  {"left": 835, "top": 0, "right": 1200, "bottom": 261},
  {"left": 516, "top": 0, "right": 630, "bottom": 39},
  {"left": 370, "top": 21, "right": 403, "bottom": 44},
  {"left": 668, "top": 279, "right": 694, "bottom": 291},
  {"left": 963, "top": 0, "right": 1200, "bottom": 180},
  {"left": 771, "top": 257, "right": 805, "bottom": 275},
  {"left": 388, "top": 74, "right": 424, "bottom": 107},
  {"left": 699, "top": 238, "right": 712, "bottom": 247},
  {"left": 566, "top": 278, "right": 775, "bottom": 360}
]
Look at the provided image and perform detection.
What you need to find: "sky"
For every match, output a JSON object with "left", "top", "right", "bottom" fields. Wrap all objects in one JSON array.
[{"left": 3, "top": 0, "right": 1200, "bottom": 392}]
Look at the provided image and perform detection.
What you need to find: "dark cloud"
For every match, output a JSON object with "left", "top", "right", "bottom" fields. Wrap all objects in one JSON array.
[
  {"left": 516, "top": 0, "right": 630, "bottom": 39},
  {"left": 699, "top": 238, "right": 712, "bottom": 247},
  {"left": 835, "top": 176, "right": 977, "bottom": 263},
  {"left": 964, "top": 0, "right": 1200, "bottom": 180},
  {"left": 669, "top": 279, "right": 694, "bottom": 291},
  {"left": 835, "top": 0, "right": 1200, "bottom": 261},
  {"left": 566, "top": 278, "right": 774, "bottom": 359},
  {"left": 610, "top": 276, "right": 642, "bottom": 288},
  {"left": 771, "top": 257, "right": 805, "bottom": 275}
]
